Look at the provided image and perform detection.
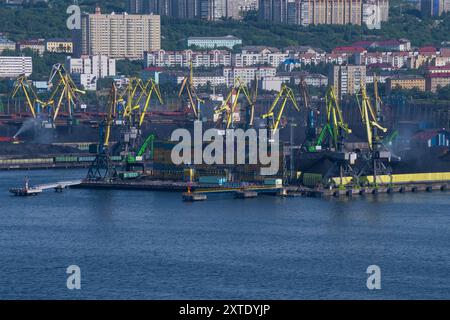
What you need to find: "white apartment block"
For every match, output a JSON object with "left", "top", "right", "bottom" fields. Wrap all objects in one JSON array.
[
  {"left": 80, "top": 7, "right": 161, "bottom": 59},
  {"left": 66, "top": 55, "right": 116, "bottom": 91},
  {"left": 176, "top": 73, "right": 227, "bottom": 88},
  {"left": 145, "top": 50, "right": 232, "bottom": 68},
  {"left": 233, "top": 47, "right": 289, "bottom": 68},
  {"left": 0, "top": 56, "right": 32, "bottom": 78},
  {"left": 223, "top": 66, "right": 277, "bottom": 87},
  {"left": 66, "top": 55, "right": 116, "bottom": 78}
]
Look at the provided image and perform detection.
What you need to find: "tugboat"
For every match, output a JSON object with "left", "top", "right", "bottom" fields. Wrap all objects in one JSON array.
[{"left": 9, "top": 179, "right": 42, "bottom": 197}]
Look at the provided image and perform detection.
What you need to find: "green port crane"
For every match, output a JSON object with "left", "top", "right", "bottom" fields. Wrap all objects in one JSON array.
[
  {"left": 126, "top": 134, "right": 155, "bottom": 164},
  {"left": 313, "top": 87, "right": 351, "bottom": 152}
]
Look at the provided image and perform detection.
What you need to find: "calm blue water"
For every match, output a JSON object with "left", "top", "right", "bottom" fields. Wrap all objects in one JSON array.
[{"left": 0, "top": 169, "right": 449, "bottom": 300}]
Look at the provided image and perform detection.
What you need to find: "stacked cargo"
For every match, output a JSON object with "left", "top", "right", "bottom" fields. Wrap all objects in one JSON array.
[{"left": 54, "top": 156, "right": 78, "bottom": 163}]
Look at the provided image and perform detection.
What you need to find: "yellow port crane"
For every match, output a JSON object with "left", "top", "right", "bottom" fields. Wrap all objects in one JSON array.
[
  {"left": 120, "top": 78, "right": 142, "bottom": 121},
  {"left": 357, "top": 79, "right": 387, "bottom": 151},
  {"left": 178, "top": 61, "right": 204, "bottom": 119},
  {"left": 103, "top": 83, "right": 117, "bottom": 149},
  {"left": 11, "top": 75, "right": 46, "bottom": 118},
  {"left": 138, "top": 78, "right": 164, "bottom": 127},
  {"left": 47, "top": 64, "right": 85, "bottom": 122},
  {"left": 261, "top": 84, "right": 300, "bottom": 133},
  {"left": 214, "top": 78, "right": 253, "bottom": 129}
]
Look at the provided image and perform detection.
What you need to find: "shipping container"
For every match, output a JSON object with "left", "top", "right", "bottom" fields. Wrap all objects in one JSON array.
[
  {"left": 119, "top": 172, "right": 140, "bottom": 179},
  {"left": 199, "top": 176, "right": 227, "bottom": 185},
  {"left": 264, "top": 178, "right": 283, "bottom": 187}
]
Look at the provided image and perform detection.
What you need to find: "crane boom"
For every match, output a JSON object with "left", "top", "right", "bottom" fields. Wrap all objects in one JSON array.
[{"left": 261, "top": 84, "right": 299, "bottom": 133}]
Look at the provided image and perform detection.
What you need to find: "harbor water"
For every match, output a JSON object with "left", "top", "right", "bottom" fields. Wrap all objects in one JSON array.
[{"left": 0, "top": 169, "right": 449, "bottom": 299}]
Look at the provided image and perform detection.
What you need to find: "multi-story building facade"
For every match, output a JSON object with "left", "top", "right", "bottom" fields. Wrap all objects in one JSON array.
[
  {"left": 260, "top": 0, "right": 388, "bottom": 28},
  {"left": 387, "top": 75, "right": 426, "bottom": 93},
  {"left": 0, "top": 56, "right": 32, "bottom": 78},
  {"left": 0, "top": 36, "right": 16, "bottom": 54},
  {"left": 363, "top": 0, "right": 390, "bottom": 29},
  {"left": 233, "top": 46, "right": 289, "bottom": 67},
  {"left": 66, "top": 55, "right": 116, "bottom": 91},
  {"left": 16, "top": 39, "right": 46, "bottom": 56},
  {"left": 223, "top": 66, "right": 277, "bottom": 86},
  {"left": 331, "top": 65, "right": 366, "bottom": 98},
  {"left": 421, "top": 0, "right": 447, "bottom": 17},
  {"left": 126, "top": 0, "right": 250, "bottom": 20},
  {"left": 187, "top": 36, "right": 242, "bottom": 49},
  {"left": 45, "top": 38, "right": 73, "bottom": 54},
  {"left": 425, "top": 65, "right": 450, "bottom": 92},
  {"left": 79, "top": 6, "right": 161, "bottom": 59},
  {"left": 145, "top": 49, "right": 232, "bottom": 68}
]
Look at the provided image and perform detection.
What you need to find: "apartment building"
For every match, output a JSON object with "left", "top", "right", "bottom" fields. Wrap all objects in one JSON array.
[
  {"left": 46, "top": 38, "right": 73, "bottom": 54},
  {"left": 223, "top": 66, "right": 277, "bottom": 87},
  {"left": 387, "top": 75, "right": 426, "bottom": 93},
  {"left": 187, "top": 36, "right": 242, "bottom": 50},
  {"left": 145, "top": 49, "right": 232, "bottom": 68},
  {"left": 16, "top": 39, "right": 46, "bottom": 56},
  {"left": 0, "top": 36, "right": 16, "bottom": 54},
  {"left": 331, "top": 65, "right": 366, "bottom": 98},
  {"left": 425, "top": 65, "right": 450, "bottom": 92},
  {"left": 0, "top": 56, "right": 33, "bottom": 78},
  {"left": 233, "top": 46, "right": 289, "bottom": 68},
  {"left": 79, "top": 7, "right": 161, "bottom": 59},
  {"left": 260, "top": 0, "right": 389, "bottom": 28},
  {"left": 66, "top": 55, "right": 116, "bottom": 90}
]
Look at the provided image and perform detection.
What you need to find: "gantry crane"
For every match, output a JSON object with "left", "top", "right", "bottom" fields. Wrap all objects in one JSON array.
[
  {"left": 11, "top": 75, "right": 46, "bottom": 119},
  {"left": 214, "top": 78, "right": 254, "bottom": 130},
  {"left": 357, "top": 78, "right": 391, "bottom": 185},
  {"left": 179, "top": 61, "right": 204, "bottom": 120},
  {"left": 86, "top": 83, "right": 118, "bottom": 181},
  {"left": 313, "top": 87, "right": 352, "bottom": 152},
  {"left": 47, "top": 64, "right": 85, "bottom": 123},
  {"left": 261, "top": 84, "right": 300, "bottom": 134}
]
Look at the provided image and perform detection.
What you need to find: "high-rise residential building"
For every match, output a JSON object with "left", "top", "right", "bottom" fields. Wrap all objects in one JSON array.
[
  {"left": 421, "top": 0, "right": 446, "bottom": 17},
  {"left": 79, "top": 6, "right": 160, "bottom": 59},
  {"left": 259, "top": 0, "right": 291, "bottom": 23},
  {"left": 126, "top": 0, "right": 249, "bottom": 20},
  {"left": 331, "top": 65, "right": 366, "bottom": 98},
  {"left": 261, "top": 0, "right": 387, "bottom": 26},
  {"left": 127, "top": 0, "right": 173, "bottom": 15},
  {"left": 300, "top": 0, "right": 363, "bottom": 25},
  {"left": 363, "top": 0, "right": 389, "bottom": 29}
]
